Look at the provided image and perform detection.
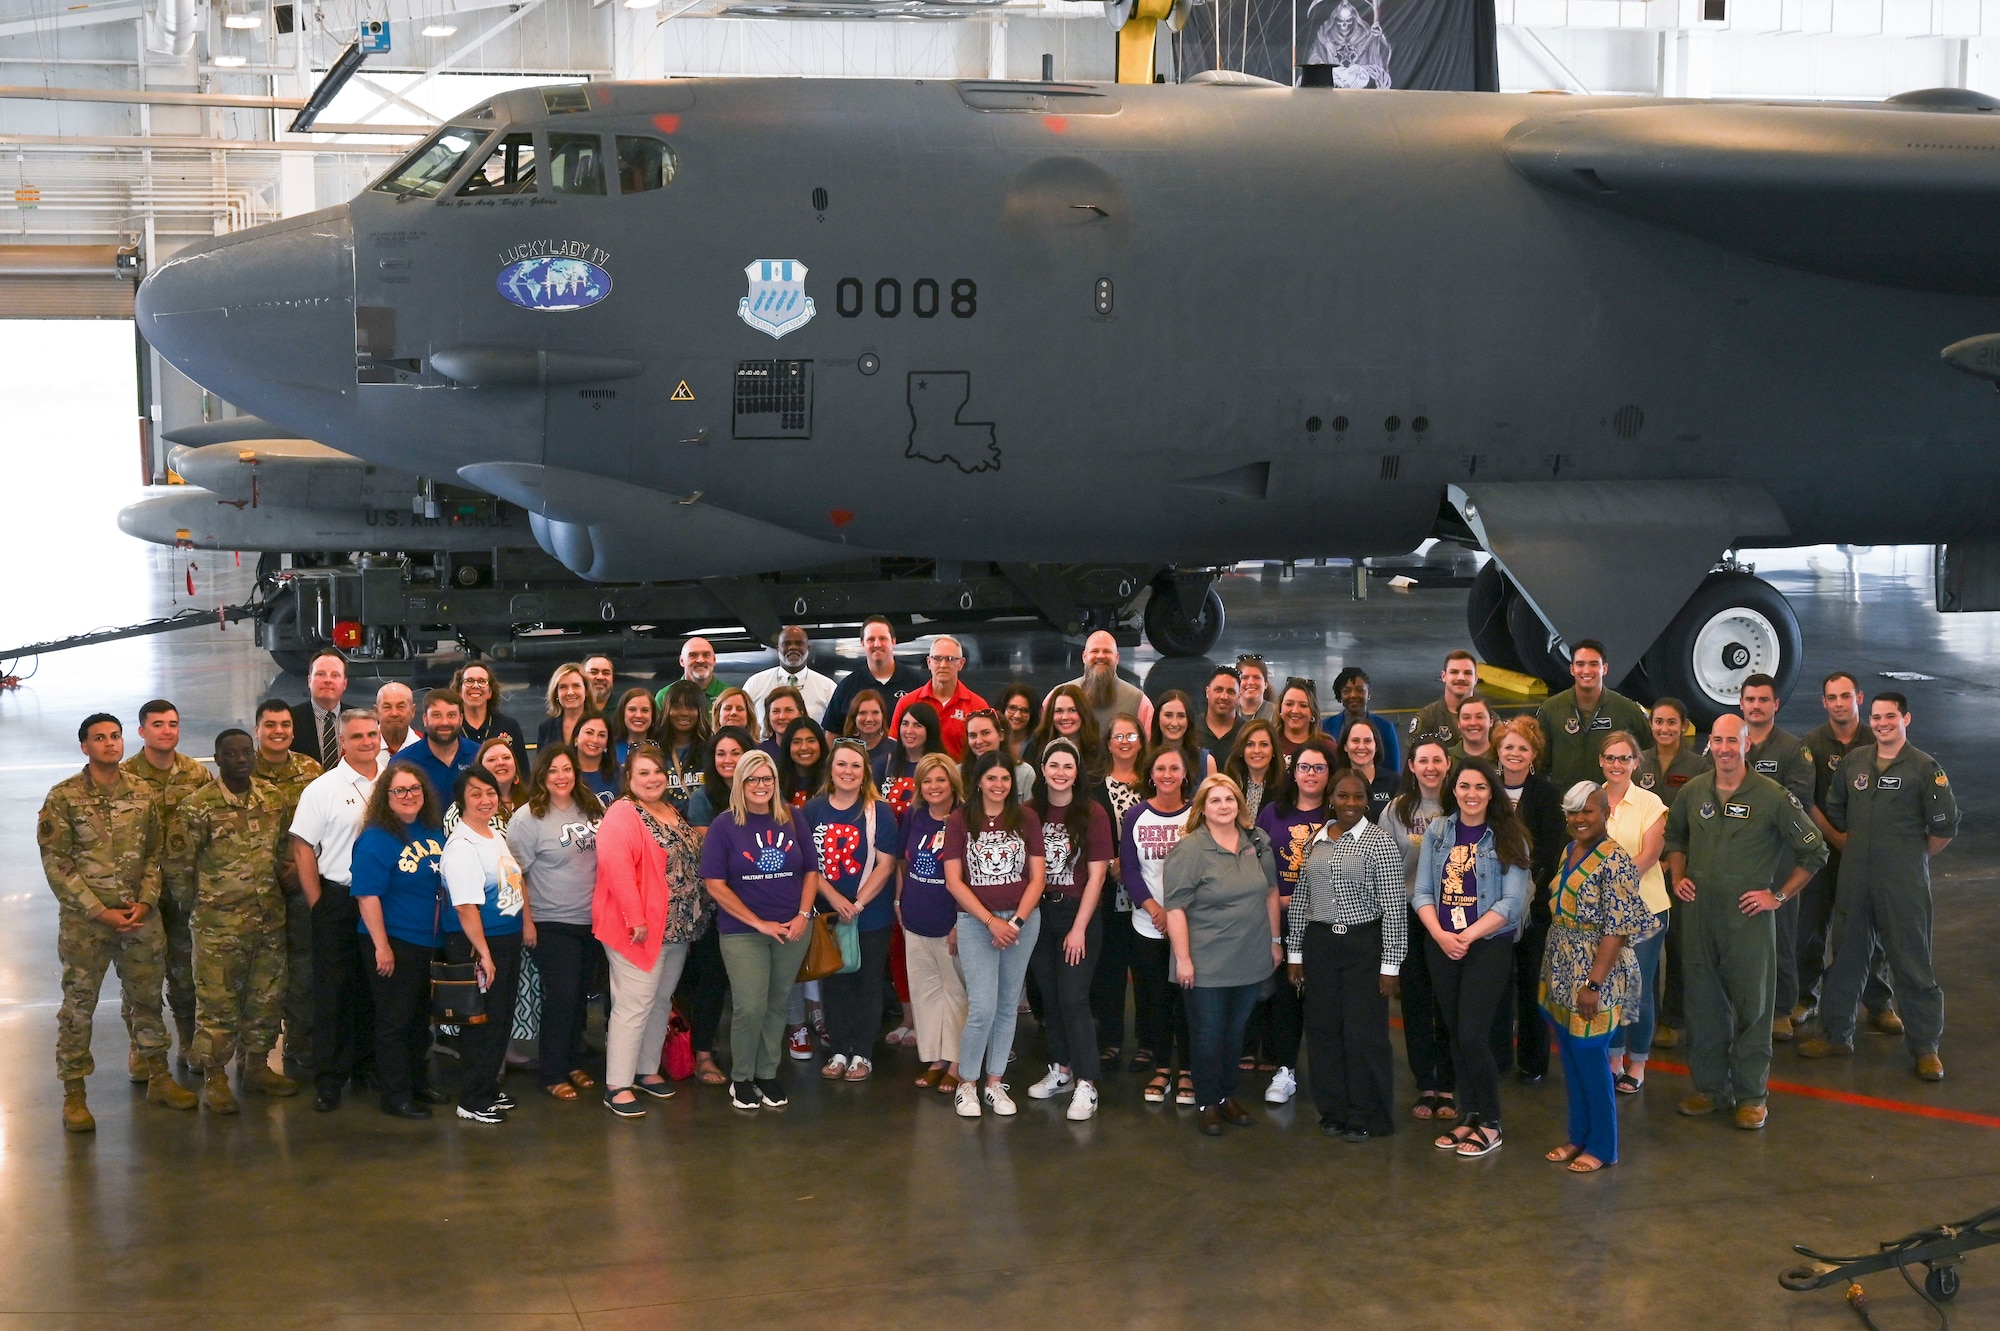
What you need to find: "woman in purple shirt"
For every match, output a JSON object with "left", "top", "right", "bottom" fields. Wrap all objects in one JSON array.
[
  {"left": 898, "top": 752, "right": 968, "bottom": 1093},
  {"left": 699, "top": 749, "right": 817, "bottom": 1113}
]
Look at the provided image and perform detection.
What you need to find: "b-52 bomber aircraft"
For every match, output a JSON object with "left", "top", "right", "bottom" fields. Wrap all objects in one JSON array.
[{"left": 129, "top": 75, "right": 2000, "bottom": 717}]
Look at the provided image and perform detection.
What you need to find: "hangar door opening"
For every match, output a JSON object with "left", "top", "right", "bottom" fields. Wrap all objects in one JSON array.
[{"left": 0, "top": 245, "right": 140, "bottom": 318}]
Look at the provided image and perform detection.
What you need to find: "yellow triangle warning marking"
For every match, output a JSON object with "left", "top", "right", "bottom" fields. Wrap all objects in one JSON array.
[{"left": 671, "top": 380, "right": 696, "bottom": 401}]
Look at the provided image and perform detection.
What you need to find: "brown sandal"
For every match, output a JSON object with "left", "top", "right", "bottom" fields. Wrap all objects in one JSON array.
[
  {"left": 546, "top": 1081, "right": 579, "bottom": 1100},
  {"left": 695, "top": 1058, "right": 728, "bottom": 1086},
  {"left": 1546, "top": 1144, "right": 1583, "bottom": 1164},
  {"left": 936, "top": 1072, "right": 962, "bottom": 1094},
  {"left": 1566, "top": 1154, "right": 1610, "bottom": 1174},
  {"left": 567, "top": 1070, "right": 596, "bottom": 1090},
  {"left": 915, "top": 1066, "right": 944, "bottom": 1089}
]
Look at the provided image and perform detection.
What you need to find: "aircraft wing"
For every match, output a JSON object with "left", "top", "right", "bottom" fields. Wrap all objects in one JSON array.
[{"left": 1504, "top": 98, "right": 2000, "bottom": 294}]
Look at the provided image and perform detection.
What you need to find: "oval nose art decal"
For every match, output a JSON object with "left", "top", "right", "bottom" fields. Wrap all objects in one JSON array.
[{"left": 496, "top": 256, "right": 612, "bottom": 311}]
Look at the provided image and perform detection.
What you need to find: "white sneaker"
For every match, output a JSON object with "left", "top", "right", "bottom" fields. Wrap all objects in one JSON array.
[
  {"left": 954, "top": 1082, "right": 983, "bottom": 1118},
  {"left": 1066, "top": 1081, "right": 1098, "bottom": 1121},
  {"left": 1027, "top": 1064, "right": 1073, "bottom": 1100},
  {"left": 983, "top": 1081, "right": 1017, "bottom": 1116},
  {"left": 1265, "top": 1067, "right": 1297, "bottom": 1104}
]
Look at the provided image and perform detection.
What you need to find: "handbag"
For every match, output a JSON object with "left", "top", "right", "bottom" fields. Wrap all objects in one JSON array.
[
  {"left": 427, "top": 885, "right": 489, "bottom": 1025},
  {"left": 663, "top": 1002, "right": 695, "bottom": 1080},
  {"left": 796, "top": 913, "right": 844, "bottom": 982}
]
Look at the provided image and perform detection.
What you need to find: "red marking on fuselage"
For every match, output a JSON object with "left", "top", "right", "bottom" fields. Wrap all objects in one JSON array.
[{"left": 654, "top": 113, "right": 681, "bottom": 134}]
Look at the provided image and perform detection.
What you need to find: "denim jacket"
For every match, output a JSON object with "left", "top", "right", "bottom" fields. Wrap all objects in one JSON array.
[{"left": 1410, "top": 813, "right": 1529, "bottom": 933}]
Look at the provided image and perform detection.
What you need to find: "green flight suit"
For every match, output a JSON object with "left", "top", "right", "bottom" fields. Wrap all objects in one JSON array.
[
  {"left": 119, "top": 750, "right": 212, "bottom": 1034},
  {"left": 1408, "top": 697, "right": 1462, "bottom": 750},
  {"left": 1665, "top": 770, "right": 1828, "bottom": 1105},
  {"left": 38, "top": 768, "right": 169, "bottom": 1081},
  {"left": 167, "top": 779, "right": 291, "bottom": 1069},
  {"left": 1536, "top": 687, "right": 1652, "bottom": 796},
  {"left": 257, "top": 749, "right": 321, "bottom": 1061},
  {"left": 1746, "top": 727, "right": 1815, "bottom": 1016},
  {"left": 1797, "top": 722, "right": 1890, "bottom": 1016},
  {"left": 1819, "top": 743, "right": 1959, "bottom": 1054}
]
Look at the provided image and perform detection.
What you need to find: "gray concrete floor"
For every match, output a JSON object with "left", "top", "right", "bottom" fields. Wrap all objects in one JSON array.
[{"left": 3, "top": 328, "right": 1995, "bottom": 1327}]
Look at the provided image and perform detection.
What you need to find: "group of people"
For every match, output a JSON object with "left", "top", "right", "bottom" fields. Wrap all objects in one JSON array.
[{"left": 39, "top": 620, "right": 1958, "bottom": 1167}]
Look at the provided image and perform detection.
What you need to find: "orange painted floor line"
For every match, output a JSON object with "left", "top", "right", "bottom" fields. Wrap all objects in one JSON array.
[{"left": 1643, "top": 1059, "right": 2000, "bottom": 1130}]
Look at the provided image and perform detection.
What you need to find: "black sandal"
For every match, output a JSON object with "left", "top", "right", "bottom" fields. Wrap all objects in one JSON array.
[
  {"left": 1434, "top": 1116, "right": 1477, "bottom": 1151},
  {"left": 1614, "top": 1073, "right": 1642, "bottom": 1095},
  {"left": 1413, "top": 1091, "right": 1441, "bottom": 1120},
  {"left": 1128, "top": 1048, "right": 1156, "bottom": 1073}
]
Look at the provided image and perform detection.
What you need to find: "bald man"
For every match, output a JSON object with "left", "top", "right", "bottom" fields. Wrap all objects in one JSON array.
[
  {"left": 374, "top": 682, "right": 420, "bottom": 753},
  {"left": 1049, "top": 630, "right": 1154, "bottom": 738},
  {"left": 1664, "top": 714, "right": 1827, "bottom": 1130},
  {"left": 888, "top": 635, "right": 989, "bottom": 759}
]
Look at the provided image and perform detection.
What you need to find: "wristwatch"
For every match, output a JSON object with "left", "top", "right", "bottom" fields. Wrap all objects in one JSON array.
[{"left": 1581, "top": 978, "right": 1603, "bottom": 993}]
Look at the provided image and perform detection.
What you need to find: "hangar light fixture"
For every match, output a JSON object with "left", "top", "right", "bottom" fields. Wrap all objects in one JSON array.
[
  {"left": 222, "top": 9, "right": 263, "bottom": 27},
  {"left": 624, "top": 0, "right": 662, "bottom": 10},
  {"left": 213, "top": 53, "right": 249, "bottom": 64},
  {"left": 421, "top": 21, "right": 458, "bottom": 35}
]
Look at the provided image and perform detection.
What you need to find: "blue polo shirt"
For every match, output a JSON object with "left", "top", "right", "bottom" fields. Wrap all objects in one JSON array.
[{"left": 400, "top": 739, "right": 475, "bottom": 806}]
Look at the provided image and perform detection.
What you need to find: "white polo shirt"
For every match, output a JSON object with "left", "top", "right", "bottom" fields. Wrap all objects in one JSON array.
[{"left": 289, "top": 760, "right": 381, "bottom": 884}]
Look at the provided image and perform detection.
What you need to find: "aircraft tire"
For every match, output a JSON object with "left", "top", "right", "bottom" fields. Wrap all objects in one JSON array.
[
  {"left": 1142, "top": 580, "right": 1225, "bottom": 658},
  {"left": 1505, "top": 593, "right": 1571, "bottom": 691},
  {"left": 1639, "top": 571, "right": 1801, "bottom": 726},
  {"left": 1466, "top": 561, "right": 1525, "bottom": 673}
]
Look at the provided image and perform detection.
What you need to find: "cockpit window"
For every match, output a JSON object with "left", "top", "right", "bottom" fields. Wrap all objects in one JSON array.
[
  {"left": 616, "top": 136, "right": 678, "bottom": 194},
  {"left": 459, "top": 132, "right": 538, "bottom": 196},
  {"left": 373, "top": 126, "right": 490, "bottom": 199},
  {"left": 548, "top": 133, "right": 606, "bottom": 196},
  {"left": 541, "top": 85, "right": 591, "bottom": 115}
]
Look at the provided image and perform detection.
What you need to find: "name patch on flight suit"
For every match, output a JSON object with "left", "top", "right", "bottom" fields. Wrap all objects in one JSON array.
[
  {"left": 1723, "top": 802, "right": 1751, "bottom": 819},
  {"left": 1754, "top": 760, "right": 1778, "bottom": 775},
  {"left": 1877, "top": 775, "right": 1902, "bottom": 790},
  {"left": 1590, "top": 716, "right": 1612, "bottom": 731}
]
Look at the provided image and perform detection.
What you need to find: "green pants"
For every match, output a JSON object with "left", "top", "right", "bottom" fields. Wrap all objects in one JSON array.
[
  {"left": 122, "top": 882, "right": 194, "bottom": 1039},
  {"left": 58, "top": 909, "right": 168, "bottom": 1081},
  {"left": 719, "top": 931, "right": 811, "bottom": 1082},
  {"left": 192, "top": 921, "right": 288, "bottom": 1069},
  {"left": 282, "top": 889, "right": 314, "bottom": 1062},
  {"left": 1686, "top": 902, "right": 1775, "bottom": 1106}
]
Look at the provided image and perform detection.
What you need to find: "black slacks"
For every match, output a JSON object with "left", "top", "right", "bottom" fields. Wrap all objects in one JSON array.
[
  {"left": 310, "top": 881, "right": 376, "bottom": 1096},
  {"left": 1091, "top": 905, "right": 1136, "bottom": 1053},
  {"left": 447, "top": 932, "right": 522, "bottom": 1111},
  {"left": 1027, "top": 896, "right": 1102, "bottom": 1081},
  {"left": 534, "top": 921, "right": 598, "bottom": 1087},
  {"left": 368, "top": 935, "right": 436, "bottom": 1109},
  {"left": 1426, "top": 933, "right": 1513, "bottom": 1126},
  {"left": 675, "top": 925, "right": 729, "bottom": 1054},
  {"left": 1398, "top": 907, "right": 1455, "bottom": 1095},
  {"left": 1502, "top": 917, "right": 1551, "bottom": 1078},
  {"left": 1303, "top": 921, "right": 1394, "bottom": 1136},
  {"left": 1130, "top": 929, "right": 1190, "bottom": 1068},
  {"left": 820, "top": 925, "right": 894, "bottom": 1058}
]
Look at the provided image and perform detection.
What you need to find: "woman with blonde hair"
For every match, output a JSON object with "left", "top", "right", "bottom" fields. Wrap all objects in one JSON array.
[
  {"left": 699, "top": 749, "right": 815, "bottom": 1111},
  {"left": 804, "top": 737, "right": 902, "bottom": 1080},
  {"left": 536, "top": 662, "right": 598, "bottom": 751},
  {"left": 711, "top": 686, "right": 757, "bottom": 741},
  {"left": 899, "top": 753, "right": 969, "bottom": 1092}
]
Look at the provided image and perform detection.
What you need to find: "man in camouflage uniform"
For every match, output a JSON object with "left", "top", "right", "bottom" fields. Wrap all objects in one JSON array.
[
  {"left": 120, "top": 699, "right": 213, "bottom": 1068},
  {"left": 167, "top": 730, "right": 300, "bottom": 1113},
  {"left": 255, "top": 698, "right": 320, "bottom": 1068},
  {"left": 38, "top": 713, "right": 197, "bottom": 1131}
]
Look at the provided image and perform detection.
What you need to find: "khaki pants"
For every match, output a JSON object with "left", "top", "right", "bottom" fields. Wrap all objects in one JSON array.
[{"left": 903, "top": 930, "right": 967, "bottom": 1064}]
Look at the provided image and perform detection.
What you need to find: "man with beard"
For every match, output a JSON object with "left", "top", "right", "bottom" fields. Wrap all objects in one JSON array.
[
  {"left": 583, "top": 655, "right": 618, "bottom": 714},
  {"left": 744, "top": 625, "right": 837, "bottom": 721},
  {"left": 1051, "top": 630, "right": 1154, "bottom": 738},
  {"left": 403, "top": 689, "right": 475, "bottom": 799}
]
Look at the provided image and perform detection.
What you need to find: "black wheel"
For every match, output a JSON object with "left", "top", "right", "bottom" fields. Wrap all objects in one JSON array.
[
  {"left": 262, "top": 585, "right": 320, "bottom": 677},
  {"left": 1467, "top": 561, "right": 1525, "bottom": 672},
  {"left": 1926, "top": 1264, "right": 1960, "bottom": 1304},
  {"left": 1506, "top": 593, "right": 1571, "bottom": 690},
  {"left": 1639, "top": 571, "right": 1802, "bottom": 728},
  {"left": 1143, "top": 579, "right": 1225, "bottom": 657}
]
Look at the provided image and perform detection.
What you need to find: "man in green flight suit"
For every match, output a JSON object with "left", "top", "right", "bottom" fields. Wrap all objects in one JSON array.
[
  {"left": 1797, "top": 672, "right": 1897, "bottom": 1033},
  {"left": 1799, "top": 693, "right": 1958, "bottom": 1082},
  {"left": 1737, "top": 673, "right": 1816, "bottom": 1042},
  {"left": 38, "top": 713, "right": 198, "bottom": 1132},
  {"left": 1536, "top": 639, "right": 1651, "bottom": 795},
  {"left": 167, "top": 729, "right": 302, "bottom": 1113},
  {"left": 1665, "top": 714, "right": 1827, "bottom": 1130},
  {"left": 119, "top": 698, "right": 214, "bottom": 1069}
]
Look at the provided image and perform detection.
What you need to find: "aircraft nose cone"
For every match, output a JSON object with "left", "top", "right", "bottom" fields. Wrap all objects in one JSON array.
[{"left": 136, "top": 205, "right": 354, "bottom": 415}]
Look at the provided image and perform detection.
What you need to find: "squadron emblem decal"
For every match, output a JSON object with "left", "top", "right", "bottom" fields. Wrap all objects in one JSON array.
[{"left": 739, "top": 259, "right": 816, "bottom": 339}]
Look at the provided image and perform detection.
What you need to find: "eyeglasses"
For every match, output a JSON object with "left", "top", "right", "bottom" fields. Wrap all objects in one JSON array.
[
  {"left": 1002, "top": 702, "right": 1032, "bottom": 714},
  {"left": 927, "top": 654, "right": 963, "bottom": 664},
  {"left": 1293, "top": 762, "right": 1329, "bottom": 774},
  {"left": 1600, "top": 753, "right": 1637, "bottom": 764},
  {"left": 1110, "top": 732, "right": 1141, "bottom": 744},
  {"left": 388, "top": 785, "right": 424, "bottom": 797},
  {"left": 744, "top": 774, "right": 776, "bottom": 785}
]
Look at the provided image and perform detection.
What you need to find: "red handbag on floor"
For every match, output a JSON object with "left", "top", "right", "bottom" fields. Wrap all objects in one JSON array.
[{"left": 663, "top": 1003, "right": 695, "bottom": 1081}]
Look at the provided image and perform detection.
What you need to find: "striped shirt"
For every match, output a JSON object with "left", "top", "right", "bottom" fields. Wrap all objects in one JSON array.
[{"left": 1286, "top": 818, "right": 1410, "bottom": 974}]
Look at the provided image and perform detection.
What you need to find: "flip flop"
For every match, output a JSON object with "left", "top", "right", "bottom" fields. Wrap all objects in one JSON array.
[
  {"left": 1546, "top": 1144, "right": 1583, "bottom": 1164},
  {"left": 1614, "top": 1073, "right": 1642, "bottom": 1095},
  {"left": 1567, "top": 1154, "right": 1610, "bottom": 1173}
]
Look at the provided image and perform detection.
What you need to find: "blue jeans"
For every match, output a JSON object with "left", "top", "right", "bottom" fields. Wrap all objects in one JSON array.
[
  {"left": 1555, "top": 1025, "right": 1618, "bottom": 1163},
  {"left": 956, "top": 911, "right": 1042, "bottom": 1079},
  {"left": 1611, "top": 920, "right": 1666, "bottom": 1057},
  {"left": 1185, "top": 982, "right": 1261, "bottom": 1109}
]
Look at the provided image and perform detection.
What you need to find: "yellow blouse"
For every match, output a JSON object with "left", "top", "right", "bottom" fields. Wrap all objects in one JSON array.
[{"left": 1604, "top": 783, "right": 1669, "bottom": 915}]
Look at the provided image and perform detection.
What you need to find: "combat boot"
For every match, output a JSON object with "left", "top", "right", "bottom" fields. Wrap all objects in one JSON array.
[
  {"left": 144, "top": 1057, "right": 197, "bottom": 1111},
  {"left": 241, "top": 1054, "right": 298, "bottom": 1098},
  {"left": 127, "top": 1046, "right": 148, "bottom": 1083},
  {"left": 202, "top": 1065, "right": 240, "bottom": 1115},
  {"left": 174, "top": 1016, "right": 196, "bottom": 1069},
  {"left": 62, "top": 1080, "right": 94, "bottom": 1134}
]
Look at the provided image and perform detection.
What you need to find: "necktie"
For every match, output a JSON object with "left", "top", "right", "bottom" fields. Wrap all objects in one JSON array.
[{"left": 319, "top": 710, "right": 337, "bottom": 767}]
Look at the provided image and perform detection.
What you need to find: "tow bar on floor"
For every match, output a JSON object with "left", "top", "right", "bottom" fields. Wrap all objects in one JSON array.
[
  {"left": 0, "top": 603, "right": 261, "bottom": 684},
  {"left": 1783, "top": 1202, "right": 2000, "bottom": 1329}
]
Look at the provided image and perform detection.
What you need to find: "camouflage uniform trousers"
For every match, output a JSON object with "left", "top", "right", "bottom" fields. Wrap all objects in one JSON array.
[
  {"left": 192, "top": 897, "right": 289, "bottom": 1070},
  {"left": 57, "top": 909, "right": 169, "bottom": 1081},
  {"left": 121, "top": 880, "right": 195, "bottom": 1040},
  {"left": 282, "top": 889, "right": 314, "bottom": 1062}
]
